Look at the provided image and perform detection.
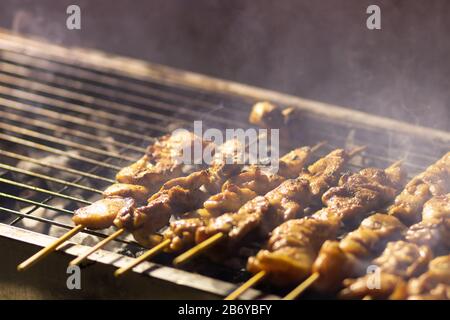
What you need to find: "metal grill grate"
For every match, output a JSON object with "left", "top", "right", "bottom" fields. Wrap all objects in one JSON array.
[{"left": 0, "top": 30, "right": 449, "bottom": 299}]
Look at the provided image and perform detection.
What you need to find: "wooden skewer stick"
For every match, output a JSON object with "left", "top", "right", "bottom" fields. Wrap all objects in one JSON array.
[
  {"left": 225, "top": 270, "right": 267, "bottom": 300},
  {"left": 173, "top": 232, "right": 224, "bottom": 266},
  {"left": 69, "top": 228, "right": 125, "bottom": 266},
  {"left": 348, "top": 145, "right": 367, "bottom": 157},
  {"left": 17, "top": 224, "right": 85, "bottom": 271},
  {"left": 283, "top": 272, "right": 320, "bottom": 300},
  {"left": 114, "top": 239, "right": 171, "bottom": 277}
]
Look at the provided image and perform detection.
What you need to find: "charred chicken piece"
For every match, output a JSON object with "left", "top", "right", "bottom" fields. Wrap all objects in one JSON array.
[
  {"left": 389, "top": 152, "right": 450, "bottom": 225},
  {"left": 322, "top": 164, "right": 406, "bottom": 224}
]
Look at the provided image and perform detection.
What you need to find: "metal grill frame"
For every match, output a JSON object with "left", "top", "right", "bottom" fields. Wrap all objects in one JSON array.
[{"left": 0, "top": 28, "right": 449, "bottom": 299}]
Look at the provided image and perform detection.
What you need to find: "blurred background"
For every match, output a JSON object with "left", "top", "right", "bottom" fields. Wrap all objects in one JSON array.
[{"left": 0, "top": 0, "right": 448, "bottom": 131}]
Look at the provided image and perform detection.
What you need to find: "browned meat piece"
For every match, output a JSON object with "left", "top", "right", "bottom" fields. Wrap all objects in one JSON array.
[
  {"left": 163, "top": 216, "right": 208, "bottom": 252},
  {"left": 406, "top": 218, "right": 450, "bottom": 254},
  {"left": 422, "top": 194, "right": 450, "bottom": 221},
  {"left": 389, "top": 152, "right": 450, "bottom": 225},
  {"left": 339, "top": 273, "right": 408, "bottom": 300},
  {"left": 322, "top": 164, "right": 406, "bottom": 224},
  {"left": 73, "top": 197, "right": 136, "bottom": 230},
  {"left": 222, "top": 167, "right": 285, "bottom": 195},
  {"left": 203, "top": 184, "right": 257, "bottom": 217},
  {"left": 116, "top": 132, "right": 210, "bottom": 189},
  {"left": 196, "top": 196, "right": 271, "bottom": 245},
  {"left": 407, "top": 255, "right": 450, "bottom": 300},
  {"left": 249, "top": 102, "right": 284, "bottom": 129},
  {"left": 122, "top": 140, "right": 248, "bottom": 246},
  {"left": 311, "top": 214, "right": 406, "bottom": 292},
  {"left": 373, "top": 241, "right": 432, "bottom": 278},
  {"left": 340, "top": 214, "right": 406, "bottom": 258},
  {"left": 103, "top": 183, "right": 150, "bottom": 204},
  {"left": 303, "top": 149, "right": 352, "bottom": 200},
  {"left": 246, "top": 162, "right": 406, "bottom": 287},
  {"left": 196, "top": 149, "right": 351, "bottom": 247},
  {"left": 247, "top": 218, "right": 339, "bottom": 286},
  {"left": 277, "top": 147, "right": 313, "bottom": 178}
]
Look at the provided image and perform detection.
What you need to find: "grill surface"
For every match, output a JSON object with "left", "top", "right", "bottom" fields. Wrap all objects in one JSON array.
[{"left": 0, "top": 29, "right": 449, "bottom": 299}]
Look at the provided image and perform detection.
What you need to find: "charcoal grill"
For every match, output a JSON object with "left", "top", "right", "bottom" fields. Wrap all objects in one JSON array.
[{"left": 0, "top": 29, "right": 448, "bottom": 299}]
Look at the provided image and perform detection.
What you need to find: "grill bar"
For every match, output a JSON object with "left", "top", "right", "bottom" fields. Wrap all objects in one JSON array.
[
  {"left": 0, "top": 133, "right": 123, "bottom": 171},
  {"left": 0, "top": 70, "right": 249, "bottom": 128},
  {"left": 0, "top": 122, "right": 137, "bottom": 162},
  {"left": 0, "top": 109, "right": 146, "bottom": 153},
  {"left": 1, "top": 193, "right": 74, "bottom": 216},
  {"left": 0, "top": 163, "right": 103, "bottom": 194},
  {"left": 0, "top": 178, "right": 92, "bottom": 205},
  {"left": 0, "top": 150, "right": 115, "bottom": 183},
  {"left": 0, "top": 50, "right": 251, "bottom": 118},
  {"left": 0, "top": 97, "right": 156, "bottom": 142}
]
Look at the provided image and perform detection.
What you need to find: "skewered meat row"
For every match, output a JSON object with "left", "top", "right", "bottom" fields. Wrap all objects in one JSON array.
[
  {"left": 388, "top": 152, "right": 450, "bottom": 225},
  {"left": 246, "top": 162, "right": 406, "bottom": 286},
  {"left": 73, "top": 132, "right": 210, "bottom": 229},
  {"left": 337, "top": 193, "right": 449, "bottom": 299},
  {"left": 73, "top": 137, "right": 243, "bottom": 234},
  {"left": 195, "top": 149, "right": 355, "bottom": 251},
  {"left": 162, "top": 147, "right": 313, "bottom": 252}
]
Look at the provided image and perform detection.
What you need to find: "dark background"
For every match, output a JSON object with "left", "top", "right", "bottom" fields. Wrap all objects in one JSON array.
[{"left": 0, "top": 0, "right": 449, "bottom": 131}]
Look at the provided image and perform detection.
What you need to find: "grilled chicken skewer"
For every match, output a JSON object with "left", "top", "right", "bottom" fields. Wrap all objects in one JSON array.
[
  {"left": 174, "top": 147, "right": 366, "bottom": 266},
  {"left": 338, "top": 193, "right": 449, "bottom": 299},
  {"left": 17, "top": 131, "right": 209, "bottom": 271},
  {"left": 114, "top": 144, "right": 324, "bottom": 276},
  {"left": 388, "top": 152, "right": 450, "bottom": 225},
  {"left": 230, "top": 161, "right": 405, "bottom": 300}
]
